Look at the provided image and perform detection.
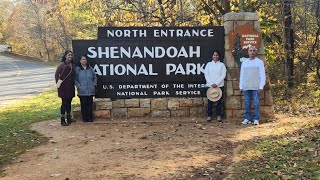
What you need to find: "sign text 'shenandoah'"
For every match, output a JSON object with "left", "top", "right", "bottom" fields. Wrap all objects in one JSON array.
[{"left": 87, "top": 46, "right": 200, "bottom": 59}]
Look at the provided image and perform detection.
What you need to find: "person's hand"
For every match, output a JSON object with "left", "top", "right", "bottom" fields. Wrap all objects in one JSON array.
[
  {"left": 212, "top": 84, "right": 218, "bottom": 88},
  {"left": 259, "top": 89, "right": 263, "bottom": 93},
  {"left": 240, "top": 89, "right": 243, "bottom": 94}
]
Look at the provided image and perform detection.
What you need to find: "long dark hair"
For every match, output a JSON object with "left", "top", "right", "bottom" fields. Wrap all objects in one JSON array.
[{"left": 61, "top": 50, "right": 74, "bottom": 63}]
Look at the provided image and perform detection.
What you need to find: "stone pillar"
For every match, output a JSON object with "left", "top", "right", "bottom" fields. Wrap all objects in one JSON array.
[{"left": 223, "top": 12, "right": 275, "bottom": 121}]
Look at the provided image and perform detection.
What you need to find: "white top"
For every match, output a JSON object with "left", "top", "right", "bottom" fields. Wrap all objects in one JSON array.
[
  {"left": 204, "top": 60, "right": 227, "bottom": 87},
  {"left": 239, "top": 57, "right": 266, "bottom": 90}
]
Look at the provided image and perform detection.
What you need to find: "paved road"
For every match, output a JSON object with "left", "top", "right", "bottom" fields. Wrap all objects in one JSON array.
[{"left": 0, "top": 55, "right": 56, "bottom": 108}]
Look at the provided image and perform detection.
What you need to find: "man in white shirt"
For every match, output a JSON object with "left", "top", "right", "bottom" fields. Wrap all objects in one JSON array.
[
  {"left": 204, "top": 50, "right": 227, "bottom": 122},
  {"left": 239, "top": 46, "right": 266, "bottom": 125}
]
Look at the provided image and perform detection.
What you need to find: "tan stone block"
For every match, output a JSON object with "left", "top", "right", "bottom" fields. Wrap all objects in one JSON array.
[
  {"left": 127, "top": 108, "right": 150, "bottom": 118},
  {"left": 95, "top": 98, "right": 111, "bottom": 102},
  {"left": 227, "top": 73, "right": 231, "bottom": 80},
  {"left": 96, "top": 101, "right": 113, "bottom": 110},
  {"left": 225, "top": 51, "right": 236, "bottom": 68},
  {"left": 151, "top": 110, "right": 170, "bottom": 118},
  {"left": 226, "top": 81, "right": 234, "bottom": 97},
  {"left": 241, "top": 100, "right": 245, "bottom": 109},
  {"left": 226, "top": 96, "right": 241, "bottom": 110},
  {"left": 260, "top": 105, "right": 275, "bottom": 119},
  {"left": 223, "top": 21, "right": 234, "bottom": 34},
  {"left": 260, "top": 91, "right": 265, "bottom": 100},
  {"left": 234, "top": 90, "right": 241, "bottom": 96},
  {"left": 112, "top": 108, "right": 127, "bottom": 118},
  {"left": 113, "top": 99, "right": 124, "bottom": 108},
  {"left": 264, "top": 90, "right": 273, "bottom": 106},
  {"left": 72, "top": 107, "right": 81, "bottom": 120},
  {"left": 225, "top": 110, "right": 233, "bottom": 119},
  {"left": 259, "top": 41, "right": 265, "bottom": 55},
  {"left": 264, "top": 77, "right": 271, "bottom": 90},
  {"left": 171, "top": 107, "right": 190, "bottom": 117},
  {"left": 180, "top": 98, "right": 193, "bottom": 107},
  {"left": 190, "top": 107, "right": 206, "bottom": 117},
  {"left": 191, "top": 98, "right": 203, "bottom": 107},
  {"left": 234, "top": 21, "right": 253, "bottom": 28},
  {"left": 232, "top": 110, "right": 244, "bottom": 119},
  {"left": 244, "top": 12, "right": 259, "bottom": 21},
  {"left": 203, "top": 98, "right": 208, "bottom": 106},
  {"left": 223, "top": 12, "right": 245, "bottom": 22},
  {"left": 233, "top": 81, "right": 240, "bottom": 90},
  {"left": 125, "top": 99, "right": 140, "bottom": 108},
  {"left": 225, "top": 36, "right": 230, "bottom": 51},
  {"left": 168, "top": 99, "right": 180, "bottom": 110},
  {"left": 228, "top": 68, "right": 240, "bottom": 81},
  {"left": 93, "top": 110, "right": 111, "bottom": 118},
  {"left": 254, "top": 21, "right": 262, "bottom": 32},
  {"left": 140, "top": 98, "right": 151, "bottom": 108},
  {"left": 92, "top": 100, "right": 97, "bottom": 110},
  {"left": 151, "top": 98, "right": 167, "bottom": 110}
]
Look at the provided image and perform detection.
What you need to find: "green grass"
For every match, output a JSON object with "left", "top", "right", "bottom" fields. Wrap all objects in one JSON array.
[
  {"left": 0, "top": 89, "right": 79, "bottom": 171},
  {"left": 233, "top": 119, "right": 320, "bottom": 180}
]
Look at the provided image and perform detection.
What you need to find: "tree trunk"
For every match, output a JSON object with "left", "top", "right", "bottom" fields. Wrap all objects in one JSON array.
[
  {"left": 283, "top": 0, "right": 294, "bottom": 88},
  {"left": 157, "top": 0, "right": 167, "bottom": 27},
  {"left": 239, "top": 0, "right": 244, "bottom": 12}
]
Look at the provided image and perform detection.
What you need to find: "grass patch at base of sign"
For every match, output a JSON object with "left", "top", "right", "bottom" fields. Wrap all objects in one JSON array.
[{"left": 0, "top": 89, "right": 79, "bottom": 175}]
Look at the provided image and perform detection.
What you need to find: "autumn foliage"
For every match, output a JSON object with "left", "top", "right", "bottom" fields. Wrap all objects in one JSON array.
[{"left": 0, "top": 0, "right": 319, "bottom": 109}]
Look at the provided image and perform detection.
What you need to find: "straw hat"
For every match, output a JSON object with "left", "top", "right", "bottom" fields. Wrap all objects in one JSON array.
[{"left": 206, "top": 87, "right": 222, "bottom": 102}]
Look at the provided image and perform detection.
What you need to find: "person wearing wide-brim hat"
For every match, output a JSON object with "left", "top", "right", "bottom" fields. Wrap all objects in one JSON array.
[{"left": 204, "top": 50, "right": 227, "bottom": 122}]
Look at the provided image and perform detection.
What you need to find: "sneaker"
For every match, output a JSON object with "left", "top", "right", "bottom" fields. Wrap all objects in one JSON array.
[
  {"left": 207, "top": 117, "right": 212, "bottom": 122},
  {"left": 253, "top": 120, "right": 259, "bottom": 125},
  {"left": 217, "top": 116, "right": 222, "bottom": 122},
  {"left": 241, "top": 119, "right": 251, "bottom": 125}
]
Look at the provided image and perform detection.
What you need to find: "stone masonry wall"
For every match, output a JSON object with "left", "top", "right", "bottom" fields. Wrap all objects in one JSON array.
[
  {"left": 73, "top": 98, "right": 208, "bottom": 120},
  {"left": 223, "top": 12, "right": 275, "bottom": 120}
]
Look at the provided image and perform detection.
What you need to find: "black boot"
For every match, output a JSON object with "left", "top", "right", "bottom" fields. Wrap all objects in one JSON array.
[
  {"left": 61, "top": 116, "right": 69, "bottom": 126},
  {"left": 67, "top": 114, "right": 72, "bottom": 125}
]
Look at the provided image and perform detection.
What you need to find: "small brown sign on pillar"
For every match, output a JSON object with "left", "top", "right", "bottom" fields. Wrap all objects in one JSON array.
[{"left": 228, "top": 24, "right": 261, "bottom": 65}]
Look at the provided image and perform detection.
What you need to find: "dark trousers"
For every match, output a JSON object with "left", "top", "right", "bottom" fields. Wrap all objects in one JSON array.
[
  {"left": 206, "top": 87, "right": 224, "bottom": 117},
  {"left": 79, "top": 96, "right": 94, "bottom": 121},
  {"left": 61, "top": 98, "right": 73, "bottom": 114}
]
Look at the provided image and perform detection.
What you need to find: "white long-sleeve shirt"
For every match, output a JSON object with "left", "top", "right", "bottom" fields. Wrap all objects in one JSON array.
[
  {"left": 239, "top": 57, "right": 266, "bottom": 90},
  {"left": 204, "top": 60, "right": 227, "bottom": 87}
]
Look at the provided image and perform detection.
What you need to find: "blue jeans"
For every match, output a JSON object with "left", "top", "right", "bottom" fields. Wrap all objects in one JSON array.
[
  {"left": 207, "top": 87, "right": 223, "bottom": 117},
  {"left": 243, "top": 90, "right": 260, "bottom": 121}
]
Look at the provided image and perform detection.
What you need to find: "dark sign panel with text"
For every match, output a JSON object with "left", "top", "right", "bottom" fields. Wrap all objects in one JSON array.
[{"left": 72, "top": 27, "right": 224, "bottom": 99}]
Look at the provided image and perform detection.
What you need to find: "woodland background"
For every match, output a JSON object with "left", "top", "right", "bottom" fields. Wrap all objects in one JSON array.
[{"left": 0, "top": 0, "right": 319, "bottom": 114}]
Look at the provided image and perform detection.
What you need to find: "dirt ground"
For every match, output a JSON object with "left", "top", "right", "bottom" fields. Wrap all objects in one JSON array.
[{"left": 0, "top": 115, "right": 312, "bottom": 180}]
